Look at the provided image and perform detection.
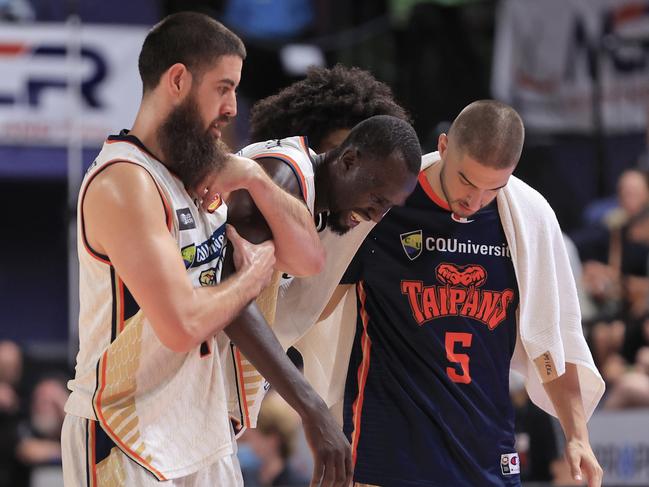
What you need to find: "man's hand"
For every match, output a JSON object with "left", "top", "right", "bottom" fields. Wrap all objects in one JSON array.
[
  {"left": 200, "top": 156, "right": 260, "bottom": 210},
  {"left": 543, "top": 363, "right": 604, "bottom": 487},
  {"left": 226, "top": 224, "right": 275, "bottom": 295},
  {"left": 301, "top": 400, "right": 353, "bottom": 487},
  {"left": 564, "top": 438, "right": 603, "bottom": 487}
]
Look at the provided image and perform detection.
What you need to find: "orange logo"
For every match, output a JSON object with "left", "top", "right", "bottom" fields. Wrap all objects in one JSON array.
[
  {"left": 401, "top": 263, "right": 515, "bottom": 330},
  {"left": 207, "top": 194, "right": 222, "bottom": 213}
]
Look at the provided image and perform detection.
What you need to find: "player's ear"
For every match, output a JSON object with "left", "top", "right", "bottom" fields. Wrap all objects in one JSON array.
[
  {"left": 340, "top": 146, "right": 360, "bottom": 172},
  {"left": 438, "top": 133, "right": 449, "bottom": 157},
  {"left": 164, "top": 63, "right": 192, "bottom": 102}
]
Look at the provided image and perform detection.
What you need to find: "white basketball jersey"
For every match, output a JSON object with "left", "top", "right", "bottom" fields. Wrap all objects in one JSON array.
[
  {"left": 221, "top": 136, "right": 317, "bottom": 430},
  {"left": 65, "top": 134, "right": 233, "bottom": 480}
]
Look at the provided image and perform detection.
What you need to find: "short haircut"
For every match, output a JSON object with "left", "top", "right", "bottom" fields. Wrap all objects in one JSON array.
[
  {"left": 448, "top": 100, "right": 525, "bottom": 169},
  {"left": 342, "top": 115, "right": 421, "bottom": 175},
  {"left": 138, "top": 12, "right": 246, "bottom": 93},
  {"left": 250, "top": 64, "right": 410, "bottom": 151}
]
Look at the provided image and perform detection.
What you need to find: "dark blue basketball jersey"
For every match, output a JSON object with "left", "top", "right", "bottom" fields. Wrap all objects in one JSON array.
[{"left": 341, "top": 172, "right": 521, "bottom": 487}]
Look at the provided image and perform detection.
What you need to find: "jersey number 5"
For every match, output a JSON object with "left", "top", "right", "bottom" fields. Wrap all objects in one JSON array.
[{"left": 445, "top": 332, "right": 472, "bottom": 384}]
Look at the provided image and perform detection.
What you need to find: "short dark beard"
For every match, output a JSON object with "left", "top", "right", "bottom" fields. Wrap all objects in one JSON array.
[
  {"left": 327, "top": 211, "right": 352, "bottom": 235},
  {"left": 157, "top": 92, "right": 228, "bottom": 190}
]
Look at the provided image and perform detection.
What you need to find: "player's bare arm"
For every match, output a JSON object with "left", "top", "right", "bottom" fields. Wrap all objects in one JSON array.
[
  {"left": 205, "top": 155, "right": 325, "bottom": 276},
  {"left": 222, "top": 192, "right": 352, "bottom": 487},
  {"left": 543, "top": 363, "right": 603, "bottom": 487},
  {"left": 222, "top": 257, "right": 352, "bottom": 487},
  {"left": 82, "top": 162, "right": 275, "bottom": 353}
]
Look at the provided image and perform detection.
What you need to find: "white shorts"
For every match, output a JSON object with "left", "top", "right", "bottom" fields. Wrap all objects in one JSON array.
[{"left": 61, "top": 414, "right": 243, "bottom": 487}]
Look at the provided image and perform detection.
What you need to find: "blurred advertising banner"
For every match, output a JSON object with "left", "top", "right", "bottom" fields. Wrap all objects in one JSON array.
[
  {"left": 0, "top": 23, "right": 146, "bottom": 146},
  {"left": 589, "top": 409, "right": 649, "bottom": 485},
  {"left": 493, "top": 0, "right": 649, "bottom": 134}
]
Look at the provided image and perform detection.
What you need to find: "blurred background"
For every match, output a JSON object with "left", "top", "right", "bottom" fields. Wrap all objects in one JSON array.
[{"left": 2, "top": 0, "right": 649, "bottom": 485}]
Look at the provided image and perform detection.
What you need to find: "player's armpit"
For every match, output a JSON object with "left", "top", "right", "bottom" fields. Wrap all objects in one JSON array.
[{"left": 226, "top": 188, "right": 273, "bottom": 245}]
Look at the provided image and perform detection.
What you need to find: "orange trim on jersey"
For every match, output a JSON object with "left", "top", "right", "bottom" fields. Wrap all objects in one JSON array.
[
  {"left": 234, "top": 347, "right": 251, "bottom": 427},
  {"left": 89, "top": 420, "right": 97, "bottom": 487},
  {"left": 298, "top": 136, "right": 310, "bottom": 155},
  {"left": 418, "top": 171, "right": 450, "bottom": 211},
  {"left": 253, "top": 152, "right": 308, "bottom": 204},
  {"left": 94, "top": 354, "right": 167, "bottom": 481},
  {"left": 350, "top": 281, "right": 372, "bottom": 467},
  {"left": 117, "top": 278, "right": 125, "bottom": 334}
]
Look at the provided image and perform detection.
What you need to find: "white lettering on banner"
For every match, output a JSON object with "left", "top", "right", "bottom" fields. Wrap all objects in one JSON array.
[{"left": 0, "top": 24, "right": 147, "bottom": 146}]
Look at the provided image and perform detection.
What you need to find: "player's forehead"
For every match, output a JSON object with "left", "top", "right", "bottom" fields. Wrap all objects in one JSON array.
[
  {"left": 454, "top": 152, "right": 513, "bottom": 190},
  {"left": 373, "top": 158, "right": 416, "bottom": 203},
  {"left": 198, "top": 55, "right": 242, "bottom": 86}
]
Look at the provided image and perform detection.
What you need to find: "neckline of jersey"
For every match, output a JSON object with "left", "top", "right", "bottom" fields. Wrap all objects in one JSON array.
[{"left": 417, "top": 170, "right": 450, "bottom": 211}]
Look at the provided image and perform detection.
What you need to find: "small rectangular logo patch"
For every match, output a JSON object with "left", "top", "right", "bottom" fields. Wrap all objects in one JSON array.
[
  {"left": 533, "top": 351, "right": 559, "bottom": 382},
  {"left": 176, "top": 208, "right": 196, "bottom": 230},
  {"left": 500, "top": 453, "right": 520, "bottom": 475}
]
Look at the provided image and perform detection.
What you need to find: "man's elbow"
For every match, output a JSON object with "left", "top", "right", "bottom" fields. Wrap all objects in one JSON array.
[
  {"left": 283, "top": 246, "right": 326, "bottom": 277},
  {"left": 156, "top": 325, "right": 196, "bottom": 354},
  {"left": 152, "top": 314, "right": 204, "bottom": 354},
  {"left": 308, "top": 247, "right": 326, "bottom": 275}
]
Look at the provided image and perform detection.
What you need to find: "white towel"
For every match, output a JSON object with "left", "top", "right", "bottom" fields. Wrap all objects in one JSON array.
[
  {"left": 276, "top": 152, "right": 604, "bottom": 422},
  {"left": 499, "top": 172, "right": 605, "bottom": 418}
]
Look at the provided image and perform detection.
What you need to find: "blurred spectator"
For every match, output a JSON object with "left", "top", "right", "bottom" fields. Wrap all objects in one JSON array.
[
  {"left": 239, "top": 391, "right": 309, "bottom": 487},
  {"left": 0, "top": 340, "right": 27, "bottom": 487},
  {"left": 0, "top": 0, "right": 34, "bottom": 21},
  {"left": 603, "top": 314, "right": 649, "bottom": 410},
  {"left": 0, "top": 340, "right": 22, "bottom": 414},
  {"left": 15, "top": 376, "right": 68, "bottom": 475},
  {"left": 573, "top": 169, "right": 649, "bottom": 319}
]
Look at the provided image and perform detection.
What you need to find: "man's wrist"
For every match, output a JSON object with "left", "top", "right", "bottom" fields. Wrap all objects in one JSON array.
[
  {"left": 232, "top": 265, "right": 261, "bottom": 303},
  {"left": 293, "top": 388, "right": 328, "bottom": 421},
  {"left": 243, "top": 162, "right": 267, "bottom": 194}
]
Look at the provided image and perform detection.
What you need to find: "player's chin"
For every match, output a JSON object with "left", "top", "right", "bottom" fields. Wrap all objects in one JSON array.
[
  {"left": 328, "top": 212, "right": 353, "bottom": 236},
  {"left": 452, "top": 204, "right": 476, "bottom": 218}
]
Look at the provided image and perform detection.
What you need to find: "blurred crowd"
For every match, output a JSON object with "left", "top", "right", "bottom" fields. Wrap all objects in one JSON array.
[
  {"left": 0, "top": 341, "right": 68, "bottom": 487},
  {"left": 2, "top": 0, "right": 649, "bottom": 486}
]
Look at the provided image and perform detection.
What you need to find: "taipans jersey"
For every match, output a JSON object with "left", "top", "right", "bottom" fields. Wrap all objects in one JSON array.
[
  {"left": 65, "top": 133, "right": 233, "bottom": 480},
  {"left": 341, "top": 172, "right": 521, "bottom": 487},
  {"left": 221, "top": 136, "right": 317, "bottom": 431}
]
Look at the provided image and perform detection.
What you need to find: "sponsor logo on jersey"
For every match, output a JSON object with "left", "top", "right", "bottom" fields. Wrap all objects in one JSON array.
[
  {"left": 180, "top": 224, "right": 226, "bottom": 269},
  {"left": 206, "top": 194, "right": 222, "bottom": 213},
  {"left": 199, "top": 267, "right": 217, "bottom": 286},
  {"left": 400, "top": 230, "right": 423, "bottom": 260},
  {"left": 401, "top": 231, "right": 511, "bottom": 259},
  {"left": 451, "top": 213, "right": 475, "bottom": 223},
  {"left": 500, "top": 453, "right": 520, "bottom": 475},
  {"left": 176, "top": 208, "right": 196, "bottom": 230},
  {"left": 401, "top": 263, "right": 515, "bottom": 329}
]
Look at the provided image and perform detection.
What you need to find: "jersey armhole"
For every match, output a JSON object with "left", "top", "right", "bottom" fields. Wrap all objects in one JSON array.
[
  {"left": 252, "top": 153, "right": 308, "bottom": 205},
  {"left": 80, "top": 160, "right": 173, "bottom": 264}
]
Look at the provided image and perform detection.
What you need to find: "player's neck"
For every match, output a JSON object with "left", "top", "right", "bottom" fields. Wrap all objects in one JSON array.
[
  {"left": 312, "top": 151, "right": 336, "bottom": 213},
  {"left": 129, "top": 101, "right": 168, "bottom": 164},
  {"left": 424, "top": 160, "right": 449, "bottom": 205}
]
